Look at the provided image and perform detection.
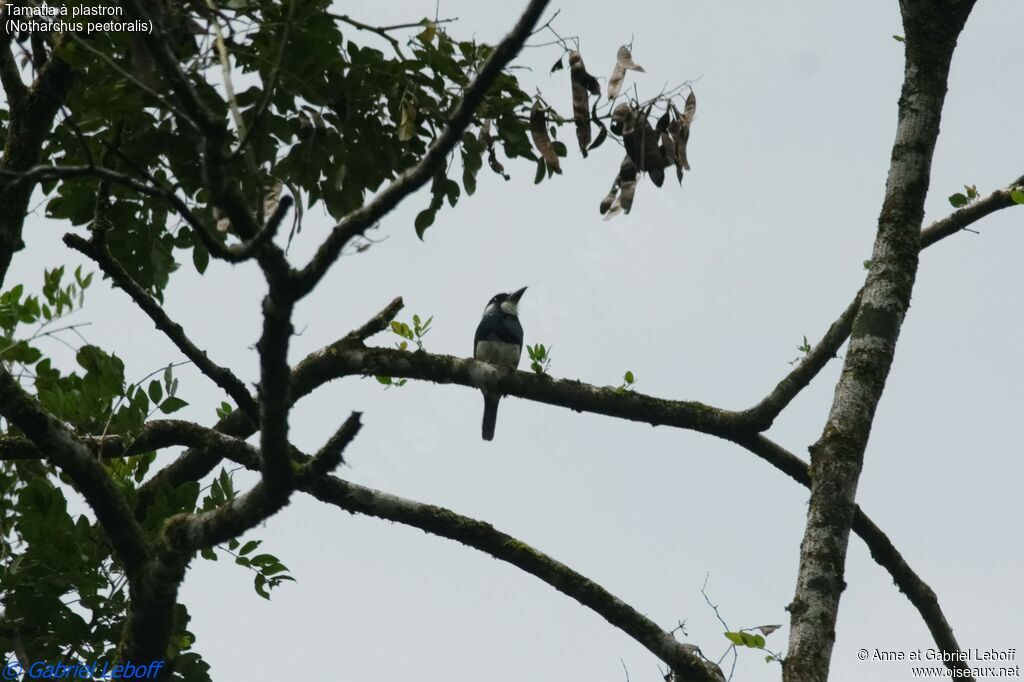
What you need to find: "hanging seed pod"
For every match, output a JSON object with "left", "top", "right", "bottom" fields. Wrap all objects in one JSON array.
[
  {"left": 618, "top": 156, "right": 638, "bottom": 214},
  {"left": 660, "top": 128, "right": 676, "bottom": 169},
  {"left": 682, "top": 89, "right": 697, "bottom": 124},
  {"left": 599, "top": 180, "right": 620, "bottom": 215},
  {"left": 607, "top": 45, "right": 645, "bottom": 99},
  {"left": 529, "top": 100, "right": 561, "bottom": 173},
  {"left": 674, "top": 90, "right": 696, "bottom": 175},
  {"left": 569, "top": 51, "right": 597, "bottom": 155},
  {"left": 638, "top": 115, "right": 665, "bottom": 187},
  {"left": 610, "top": 102, "right": 636, "bottom": 136}
]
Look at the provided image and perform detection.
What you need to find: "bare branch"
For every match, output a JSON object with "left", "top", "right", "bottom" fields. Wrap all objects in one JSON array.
[
  {"left": 304, "top": 412, "right": 362, "bottom": 476},
  {"left": 62, "top": 232, "right": 259, "bottom": 419},
  {"left": 920, "top": 178, "right": 1024, "bottom": 248},
  {"left": 743, "top": 291, "right": 862, "bottom": 428},
  {"left": 747, "top": 172, "right": 1022, "bottom": 427},
  {"left": 213, "top": 437, "right": 722, "bottom": 682},
  {"left": 735, "top": 434, "right": 970, "bottom": 676},
  {"left": 299, "top": 343, "right": 748, "bottom": 438},
  {"left": 291, "top": 0, "right": 552, "bottom": 299},
  {"left": 342, "top": 296, "right": 405, "bottom": 344}
]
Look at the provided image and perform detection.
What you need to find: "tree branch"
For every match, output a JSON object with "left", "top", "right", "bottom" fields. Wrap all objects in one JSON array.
[
  {"left": 0, "top": 48, "right": 73, "bottom": 288},
  {"left": 139, "top": 419, "right": 723, "bottom": 681},
  {"left": 0, "top": 33, "right": 27, "bottom": 107},
  {"left": 783, "top": 4, "right": 977, "bottom": 681},
  {"left": 63, "top": 231, "right": 259, "bottom": 420},
  {"left": 143, "top": 294, "right": 968, "bottom": 671},
  {"left": 735, "top": 434, "right": 971, "bottom": 678},
  {"left": 0, "top": 367, "right": 150, "bottom": 576},
  {"left": 920, "top": 178, "right": 1024, "bottom": 248},
  {"left": 743, "top": 291, "right": 862, "bottom": 428},
  {"left": 304, "top": 412, "right": 362, "bottom": 476},
  {"left": 746, "top": 172, "right": 1023, "bottom": 428},
  {"left": 291, "top": 0, "right": 552, "bottom": 299},
  {"left": 303, "top": 343, "right": 749, "bottom": 438}
]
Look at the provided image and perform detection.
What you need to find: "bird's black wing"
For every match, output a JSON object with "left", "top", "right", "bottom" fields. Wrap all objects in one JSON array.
[{"left": 474, "top": 314, "right": 523, "bottom": 346}]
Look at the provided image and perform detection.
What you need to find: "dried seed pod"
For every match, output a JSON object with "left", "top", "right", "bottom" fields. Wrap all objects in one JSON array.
[
  {"left": 656, "top": 110, "right": 671, "bottom": 132},
  {"left": 569, "top": 51, "right": 595, "bottom": 154},
  {"left": 529, "top": 100, "right": 561, "bottom": 173},
  {"left": 675, "top": 123, "right": 691, "bottom": 173},
  {"left": 638, "top": 115, "right": 665, "bottom": 187},
  {"left": 660, "top": 129, "right": 676, "bottom": 169},
  {"left": 620, "top": 110, "right": 665, "bottom": 187},
  {"left": 610, "top": 102, "right": 635, "bottom": 136},
  {"left": 668, "top": 100, "right": 692, "bottom": 182},
  {"left": 681, "top": 90, "right": 697, "bottom": 124},
  {"left": 599, "top": 181, "right": 619, "bottom": 214},
  {"left": 618, "top": 156, "right": 638, "bottom": 214},
  {"left": 570, "top": 51, "right": 600, "bottom": 94},
  {"left": 607, "top": 45, "right": 645, "bottom": 99}
]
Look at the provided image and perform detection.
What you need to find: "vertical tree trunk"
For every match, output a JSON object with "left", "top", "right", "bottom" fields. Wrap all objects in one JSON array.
[{"left": 783, "top": 3, "right": 976, "bottom": 681}]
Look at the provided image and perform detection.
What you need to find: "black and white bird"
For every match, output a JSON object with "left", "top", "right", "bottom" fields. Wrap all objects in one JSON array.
[{"left": 473, "top": 286, "right": 527, "bottom": 441}]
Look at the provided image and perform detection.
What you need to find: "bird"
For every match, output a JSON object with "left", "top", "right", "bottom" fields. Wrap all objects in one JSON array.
[{"left": 473, "top": 286, "right": 527, "bottom": 441}]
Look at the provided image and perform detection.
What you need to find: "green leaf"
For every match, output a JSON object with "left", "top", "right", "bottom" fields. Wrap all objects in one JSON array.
[
  {"left": 892, "top": 35, "right": 904, "bottom": 42},
  {"left": 1010, "top": 189, "right": 1024, "bottom": 204},
  {"left": 376, "top": 375, "right": 392, "bottom": 385},
  {"left": 148, "top": 380, "right": 163, "bottom": 404},
  {"left": 219, "top": 468, "right": 233, "bottom": 498},
  {"left": 414, "top": 208, "right": 435, "bottom": 240},
  {"left": 948, "top": 192, "right": 968, "bottom": 208},
  {"left": 724, "top": 632, "right": 745, "bottom": 645},
  {"left": 192, "top": 242, "right": 210, "bottom": 274},
  {"left": 159, "top": 396, "right": 189, "bottom": 414},
  {"left": 239, "top": 540, "right": 261, "bottom": 556},
  {"left": 624, "top": 371, "right": 635, "bottom": 383}
]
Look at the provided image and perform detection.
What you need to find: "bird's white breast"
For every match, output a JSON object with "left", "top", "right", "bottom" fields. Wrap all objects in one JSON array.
[{"left": 474, "top": 340, "right": 522, "bottom": 368}]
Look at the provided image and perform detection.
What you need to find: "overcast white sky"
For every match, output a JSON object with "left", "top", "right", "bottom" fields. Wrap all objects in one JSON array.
[{"left": 10, "top": 1, "right": 1024, "bottom": 680}]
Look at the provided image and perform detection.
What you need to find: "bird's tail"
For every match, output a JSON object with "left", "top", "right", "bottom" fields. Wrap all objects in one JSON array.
[{"left": 481, "top": 393, "right": 500, "bottom": 441}]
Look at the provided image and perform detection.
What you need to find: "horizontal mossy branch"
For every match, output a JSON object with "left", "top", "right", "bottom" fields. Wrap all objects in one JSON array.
[{"left": 302, "top": 342, "right": 751, "bottom": 438}]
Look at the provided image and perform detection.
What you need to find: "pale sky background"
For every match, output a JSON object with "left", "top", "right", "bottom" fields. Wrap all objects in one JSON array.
[{"left": 8, "top": 1, "right": 1024, "bottom": 680}]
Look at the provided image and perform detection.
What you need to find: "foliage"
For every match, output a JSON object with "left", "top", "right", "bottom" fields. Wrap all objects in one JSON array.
[
  {"left": 2, "top": 1, "right": 549, "bottom": 670},
  {"left": 526, "top": 342, "right": 553, "bottom": 375},
  {"left": 0, "top": 0, "right": 706, "bottom": 676}
]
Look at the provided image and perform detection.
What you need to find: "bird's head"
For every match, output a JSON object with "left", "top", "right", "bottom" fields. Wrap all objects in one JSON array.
[{"left": 485, "top": 286, "right": 527, "bottom": 316}]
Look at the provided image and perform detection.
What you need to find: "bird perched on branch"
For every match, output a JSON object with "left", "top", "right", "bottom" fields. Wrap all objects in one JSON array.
[{"left": 474, "top": 287, "right": 527, "bottom": 441}]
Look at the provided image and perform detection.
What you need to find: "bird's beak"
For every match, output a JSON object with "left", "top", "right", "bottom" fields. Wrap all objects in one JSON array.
[{"left": 509, "top": 286, "right": 528, "bottom": 303}]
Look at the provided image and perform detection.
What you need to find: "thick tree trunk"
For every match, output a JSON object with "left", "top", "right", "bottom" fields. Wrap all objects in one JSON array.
[{"left": 783, "top": 3, "right": 976, "bottom": 681}]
